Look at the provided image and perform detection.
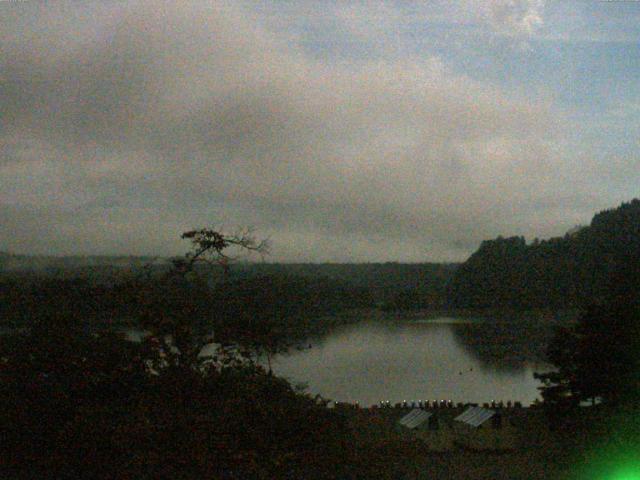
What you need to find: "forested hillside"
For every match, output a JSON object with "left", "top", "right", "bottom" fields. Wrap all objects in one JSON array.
[
  {"left": 448, "top": 199, "right": 640, "bottom": 309},
  {"left": 0, "top": 259, "right": 458, "bottom": 316},
  {"left": 7, "top": 199, "right": 638, "bottom": 313},
  {"left": 224, "top": 263, "right": 457, "bottom": 309}
]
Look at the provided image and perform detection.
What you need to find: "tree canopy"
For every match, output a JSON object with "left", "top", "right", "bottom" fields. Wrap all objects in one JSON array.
[
  {"left": 449, "top": 199, "right": 640, "bottom": 310},
  {"left": 535, "top": 254, "right": 640, "bottom": 409},
  {"left": 1, "top": 227, "right": 415, "bottom": 479}
]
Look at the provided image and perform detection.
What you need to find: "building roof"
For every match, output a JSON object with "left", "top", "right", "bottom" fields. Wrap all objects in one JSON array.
[
  {"left": 398, "top": 409, "right": 433, "bottom": 429},
  {"left": 454, "top": 406, "right": 495, "bottom": 427}
]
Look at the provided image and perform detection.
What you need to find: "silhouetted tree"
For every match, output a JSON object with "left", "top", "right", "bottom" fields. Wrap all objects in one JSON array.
[
  {"left": 132, "top": 227, "right": 269, "bottom": 376},
  {"left": 0, "top": 228, "right": 426, "bottom": 480},
  {"left": 215, "top": 275, "right": 332, "bottom": 373},
  {"left": 536, "top": 254, "right": 640, "bottom": 409}
]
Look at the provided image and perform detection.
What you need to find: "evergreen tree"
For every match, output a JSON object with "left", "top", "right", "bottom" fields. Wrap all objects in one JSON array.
[{"left": 535, "top": 254, "right": 640, "bottom": 408}]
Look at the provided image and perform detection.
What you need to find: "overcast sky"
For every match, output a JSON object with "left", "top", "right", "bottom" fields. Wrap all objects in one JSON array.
[{"left": 2, "top": 1, "right": 639, "bottom": 261}]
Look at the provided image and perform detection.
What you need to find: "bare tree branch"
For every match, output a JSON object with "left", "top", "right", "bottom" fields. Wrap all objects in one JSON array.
[{"left": 176, "top": 227, "right": 270, "bottom": 275}]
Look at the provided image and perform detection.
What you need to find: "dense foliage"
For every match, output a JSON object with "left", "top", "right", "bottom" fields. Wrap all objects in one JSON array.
[
  {"left": 0, "top": 229, "right": 414, "bottom": 479},
  {"left": 0, "top": 260, "right": 458, "bottom": 314},
  {"left": 225, "top": 262, "right": 457, "bottom": 310},
  {"left": 449, "top": 199, "right": 640, "bottom": 309},
  {"left": 0, "top": 318, "right": 376, "bottom": 479},
  {"left": 535, "top": 254, "right": 640, "bottom": 410}
]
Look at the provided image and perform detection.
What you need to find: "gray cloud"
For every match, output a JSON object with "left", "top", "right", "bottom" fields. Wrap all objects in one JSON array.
[
  {"left": 0, "top": 1, "right": 602, "bottom": 261},
  {"left": 482, "top": 0, "right": 545, "bottom": 35}
]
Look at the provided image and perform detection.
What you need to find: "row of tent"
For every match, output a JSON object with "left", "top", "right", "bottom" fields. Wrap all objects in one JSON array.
[{"left": 398, "top": 406, "right": 499, "bottom": 430}]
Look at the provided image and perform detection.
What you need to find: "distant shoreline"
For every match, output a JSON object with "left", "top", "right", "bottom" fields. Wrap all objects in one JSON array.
[{"left": 368, "top": 308, "right": 579, "bottom": 323}]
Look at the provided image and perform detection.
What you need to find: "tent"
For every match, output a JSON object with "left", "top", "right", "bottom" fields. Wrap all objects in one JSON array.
[{"left": 398, "top": 409, "right": 433, "bottom": 430}]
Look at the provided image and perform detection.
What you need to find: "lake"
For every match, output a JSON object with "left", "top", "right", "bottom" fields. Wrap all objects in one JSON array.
[
  {"left": 268, "top": 317, "right": 555, "bottom": 407},
  {"left": 121, "top": 314, "right": 558, "bottom": 407}
]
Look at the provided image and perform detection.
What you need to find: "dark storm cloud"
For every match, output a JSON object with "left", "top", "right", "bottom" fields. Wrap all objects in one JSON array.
[{"left": 0, "top": 1, "right": 601, "bottom": 260}]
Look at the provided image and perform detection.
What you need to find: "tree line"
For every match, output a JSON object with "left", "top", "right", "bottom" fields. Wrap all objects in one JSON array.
[
  {"left": 0, "top": 228, "right": 420, "bottom": 479},
  {"left": 448, "top": 199, "right": 640, "bottom": 309}
]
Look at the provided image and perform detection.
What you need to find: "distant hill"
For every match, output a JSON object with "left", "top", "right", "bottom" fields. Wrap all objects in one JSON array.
[
  {"left": 0, "top": 252, "right": 459, "bottom": 311},
  {"left": 5, "top": 200, "right": 638, "bottom": 312},
  {"left": 448, "top": 199, "right": 640, "bottom": 309},
  {"left": 224, "top": 262, "right": 459, "bottom": 309},
  {"left": 0, "top": 253, "right": 158, "bottom": 272}
]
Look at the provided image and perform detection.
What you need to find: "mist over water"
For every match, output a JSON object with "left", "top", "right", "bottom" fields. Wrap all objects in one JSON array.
[{"left": 271, "top": 318, "right": 552, "bottom": 406}]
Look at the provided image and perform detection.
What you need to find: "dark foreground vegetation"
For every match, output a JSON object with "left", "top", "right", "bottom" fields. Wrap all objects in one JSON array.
[
  {"left": 0, "top": 323, "right": 378, "bottom": 479},
  {"left": 2, "top": 199, "right": 640, "bottom": 478},
  {"left": 0, "top": 229, "right": 401, "bottom": 479}
]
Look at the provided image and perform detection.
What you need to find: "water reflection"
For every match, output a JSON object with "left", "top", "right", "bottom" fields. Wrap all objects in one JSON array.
[
  {"left": 450, "top": 320, "right": 556, "bottom": 373},
  {"left": 271, "top": 318, "right": 552, "bottom": 406}
]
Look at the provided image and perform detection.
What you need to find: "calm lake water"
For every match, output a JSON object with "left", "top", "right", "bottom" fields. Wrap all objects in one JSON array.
[
  {"left": 269, "top": 318, "right": 554, "bottom": 407},
  {"left": 119, "top": 314, "right": 557, "bottom": 407}
]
